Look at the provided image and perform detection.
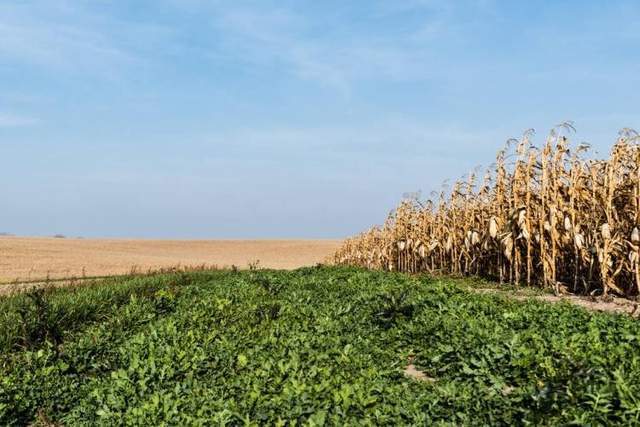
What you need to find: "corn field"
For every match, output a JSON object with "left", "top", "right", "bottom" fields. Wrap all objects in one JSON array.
[{"left": 334, "top": 125, "right": 640, "bottom": 297}]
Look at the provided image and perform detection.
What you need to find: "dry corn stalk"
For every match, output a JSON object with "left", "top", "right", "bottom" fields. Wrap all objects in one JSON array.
[{"left": 334, "top": 125, "right": 640, "bottom": 297}]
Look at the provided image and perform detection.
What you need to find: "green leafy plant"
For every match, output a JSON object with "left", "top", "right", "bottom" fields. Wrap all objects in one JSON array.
[
  {"left": 372, "top": 288, "right": 414, "bottom": 328},
  {"left": 15, "top": 288, "right": 63, "bottom": 350},
  {"left": 2, "top": 267, "right": 640, "bottom": 425}
]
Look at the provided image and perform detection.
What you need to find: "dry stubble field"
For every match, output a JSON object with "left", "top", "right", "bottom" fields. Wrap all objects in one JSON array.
[{"left": 0, "top": 237, "right": 342, "bottom": 283}]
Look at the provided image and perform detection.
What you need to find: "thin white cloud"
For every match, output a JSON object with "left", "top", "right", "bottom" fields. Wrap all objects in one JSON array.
[
  {"left": 371, "top": 0, "right": 452, "bottom": 16},
  {"left": 211, "top": 7, "right": 350, "bottom": 93},
  {"left": 201, "top": 0, "right": 504, "bottom": 93},
  {"left": 0, "top": 113, "right": 38, "bottom": 128},
  {"left": 0, "top": 1, "right": 164, "bottom": 77},
  {"left": 204, "top": 119, "right": 505, "bottom": 160},
  {"left": 209, "top": 4, "right": 451, "bottom": 94},
  {"left": 0, "top": 21, "right": 133, "bottom": 72},
  {"left": 0, "top": 0, "right": 475, "bottom": 91}
]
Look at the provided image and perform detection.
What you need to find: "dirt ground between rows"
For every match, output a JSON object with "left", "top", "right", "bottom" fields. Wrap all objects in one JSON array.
[
  {"left": 470, "top": 287, "right": 640, "bottom": 316},
  {"left": 0, "top": 237, "right": 342, "bottom": 283}
]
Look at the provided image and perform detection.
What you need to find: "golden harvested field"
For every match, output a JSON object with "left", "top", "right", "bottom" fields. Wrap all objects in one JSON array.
[{"left": 0, "top": 237, "right": 342, "bottom": 283}]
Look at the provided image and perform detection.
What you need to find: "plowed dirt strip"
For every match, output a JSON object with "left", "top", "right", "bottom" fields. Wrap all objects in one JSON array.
[{"left": 0, "top": 237, "right": 342, "bottom": 283}]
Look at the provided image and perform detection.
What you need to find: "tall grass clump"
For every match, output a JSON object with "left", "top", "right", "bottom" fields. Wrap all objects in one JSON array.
[{"left": 334, "top": 124, "right": 640, "bottom": 297}]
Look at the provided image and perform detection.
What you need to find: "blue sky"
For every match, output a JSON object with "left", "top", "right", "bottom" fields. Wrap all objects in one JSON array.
[{"left": 1, "top": 0, "right": 639, "bottom": 238}]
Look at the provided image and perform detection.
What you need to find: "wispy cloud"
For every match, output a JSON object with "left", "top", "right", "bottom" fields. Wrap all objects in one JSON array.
[
  {"left": 212, "top": 7, "right": 351, "bottom": 93},
  {"left": 0, "top": 1, "right": 167, "bottom": 78},
  {"left": 202, "top": 0, "right": 503, "bottom": 94},
  {"left": 0, "top": 113, "right": 38, "bottom": 128},
  {"left": 208, "top": 3, "right": 453, "bottom": 94},
  {"left": 204, "top": 119, "right": 504, "bottom": 162},
  {"left": 0, "top": 0, "right": 480, "bottom": 92}
]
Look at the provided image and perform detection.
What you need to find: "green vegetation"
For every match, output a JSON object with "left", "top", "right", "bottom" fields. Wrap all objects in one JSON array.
[{"left": 2, "top": 267, "right": 640, "bottom": 425}]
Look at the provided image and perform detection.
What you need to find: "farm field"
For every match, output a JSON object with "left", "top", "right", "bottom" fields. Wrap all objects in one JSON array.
[
  {"left": 3, "top": 267, "right": 640, "bottom": 425},
  {"left": 0, "top": 237, "right": 342, "bottom": 283},
  {"left": 335, "top": 130, "right": 640, "bottom": 298}
]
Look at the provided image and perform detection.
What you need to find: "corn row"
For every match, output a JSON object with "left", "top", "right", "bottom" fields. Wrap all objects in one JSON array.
[{"left": 334, "top": 126, "right": 640, "bottom": 296}]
